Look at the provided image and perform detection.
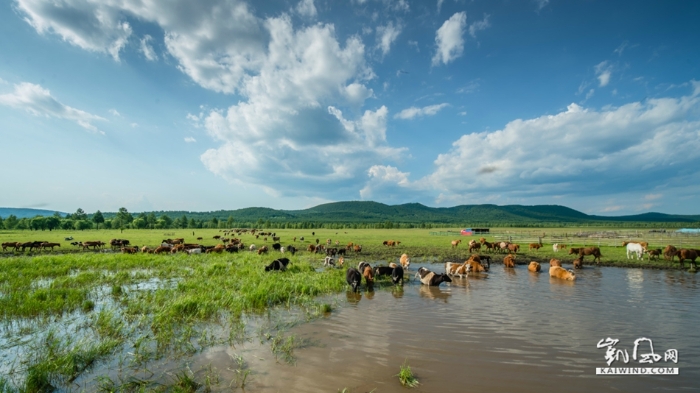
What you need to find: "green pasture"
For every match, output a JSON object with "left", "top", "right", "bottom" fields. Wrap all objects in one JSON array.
[{"left": 0, "top": 227, "right": 698, "bottom": 390}]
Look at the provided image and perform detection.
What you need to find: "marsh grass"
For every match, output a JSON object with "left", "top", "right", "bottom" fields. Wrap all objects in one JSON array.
[{"left": 397, "top": 360, "right": 419, "bottom": 388}]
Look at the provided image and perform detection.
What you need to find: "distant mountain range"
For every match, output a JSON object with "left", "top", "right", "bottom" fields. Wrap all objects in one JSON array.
[
  {"left": 3, "top": 202, "right": 697, "bottom": 225},
  {"left": 0, "top": 208, "right": 66, "bottom": 219}
]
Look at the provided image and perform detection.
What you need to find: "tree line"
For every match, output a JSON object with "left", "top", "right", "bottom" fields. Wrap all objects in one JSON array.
[{"left": 0, "top": 207, "right": 697, "bottom": 231}]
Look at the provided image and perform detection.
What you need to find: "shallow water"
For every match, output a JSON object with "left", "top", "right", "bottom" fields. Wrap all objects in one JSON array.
[{"left": 194, "top": 265, "right": 699, "bottom": 392}]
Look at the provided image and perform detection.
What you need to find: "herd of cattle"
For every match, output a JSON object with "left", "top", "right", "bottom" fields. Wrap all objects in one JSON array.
[{"left": 3, "top": 233, "right": 699, "bottom": 294}]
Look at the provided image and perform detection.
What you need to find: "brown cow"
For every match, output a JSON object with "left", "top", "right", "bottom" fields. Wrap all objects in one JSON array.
[
  {"left": 363, "top": 265, "right": 374, "bottom": 285},
  {"left": 451, "top": 240, "right": 462, "bottom": 248},
  {"left": 479, "top": 237, "right": 486, "bottom": 244},
  {"left": 40, "top": 242, "right": 61, "bottom": 251},
  {"left": 568, "top": 247, "right": 581, "bottom": 255},
  {"left": 354, "top": 245, "right": 362, "bottom": 253},
  {"left": 663, "top": 245, "right": 677, "bottom": 261},
  {"left": 549, "top": 258, "right": 562, "bottom": 267},
  {"left": 550, "top": 266, "right": 576, "bottom": 281},
  {"left": 81, "top": 241, "right": 102, "bottom": 250},
  {"left": 257, "top": 245, "right": 269, "bottom": 255},
  {"left": 578, "top": 247, "right": 602, "bottom": 263},
  {"left": 573, "top": 257, "right": 583, "bottom": 269},
  {"left": 507, "top": 243, "right": 520, "bottom": 253},
  {"left": 529, "top": 243, "right": 541, "bottom": 251},
  {"left": 468, "top": 242, "right": 481, "bottom": 253},
  {"left": 2, "top": 242, "right": 18, "bottom": 251},
  {"left": 121, "top": 246, "right": 138, "bottom": 254},
  {"left": 675, "top": 249, "right": 698, "bottom": 269},
  {"left": 154, "top": 246, "right": 171, "bottom": 254},
  {"left": 482, "top": 241, "right": 495, "bottom": 252},
  {"left": 528, "top": 261, "right": 541, "bottom": 272},
  {"left": 645, "top": 248, "right": 662, "bottom": 261},
  {"left": 400, "top": 253, "right": 410, "bottom": 269},
  {"left": 504, "top": 254, "right": 516, "bottom": 268}
]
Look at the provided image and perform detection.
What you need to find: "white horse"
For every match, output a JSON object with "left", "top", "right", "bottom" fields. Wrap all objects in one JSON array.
[{"left": 626, "top": 243, "right": 644, "bottom": 259}]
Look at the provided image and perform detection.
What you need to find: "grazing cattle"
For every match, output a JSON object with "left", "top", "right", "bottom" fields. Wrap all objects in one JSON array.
[
  {"left": 286, "top": 245, "right": 297, "bottom": 255},
  {"left": 529, "top": 243, "right": 542, "bottom": 251},
  {"left": 550, "top": 258, "right": 562, "bottom": 267},
  {"left": 326, "top": 248, "right": 338, "bottom": 257},
  {"left": 451, "top": 240, "right": 461, "bottom": 248},
  {"left": 363, "top": 266, "right": 374, "bottom": 285},
  {"left": 213, "top": 235, "right": 221, "bottom": 239},
  {"left": 391, "top": 265, "right": 404, "bottom": 285},
  {"left": 154, "top": 246, "right": 171, "bottom": 254},
  {"left": 337, "top": 248, "right": 346, "bottom": 256},
  {"left": 81, "top": 241, "right": 103, "bottom": 250},
  {"left": 400, "top": 253, "right": 410, "bottom": 269},
  {"left": 64, "top": 236, "right": 73, "bottom": 241},
  {"left": 468, "top": 240, "right": 477, "bottom": 248},
  {"left": 482, "top": 241, "right": 495, "bottom": 252},
  {"left": 645, "top": 248, "right": 662, "bottom": 261},
  {"left": 549, "top": 266, "right": 576, "bottom": 281},
  {"left": 249, "top": 244, "right": 257, "bottom": 252},
  {"left": 257, "top": 246, "right": 269, "bottom": 255},
  {"left": 468, "top": 242, "right": 481, "bottom": 253},
  {"left": 279, "top": 246, "right": 285, "bottom": 253},
  {"left": 572, "top": 257, "right": 583, "bottom": 269},
  {"left": 663, "top": 245, "right": 677, "bottom": 261},
  {"left": 141, "top": 246, "right": 151, "bottom": 253},
  {"left": 478, "top": 255, "right": 492, "bottom": 269},
  {"left": 374, "top": 266, "right": 394, "bottom": 276},
  {"left": 503, "top": 254, "right": 516, "bottom": 268},
  {"left": 208, "top": 245, "right": 225, "bottom": 254},
  {"left": 38, "top": 242, "right": 59, "bottom": 251},
  {"left": 338, "top": 256, "right": 345, "bottom": 266},
  {"left": 315, "top": 239, "right": 320, "bottom": 245},
  {"left": 626, "top": 243, "right": 644, "bottom": 260},
  {"left": 416, "top": 268, "right": 452, "bottom": 286},
  {"left": 479, "top": 237, "right": 486, "bottom": 244},
  {"left": 553, "top": 243, "right": 567, "bottom": 252},
  {"left": 675, "top": 249, "right": 698, "bottom": 269},
  {"left": 225, "top": 244, "right": 239, "bottom": 253},
  {"left": 578, "top": 247, "right": 602, "bottom": 263},
  {"left": 187, "top": 248, "right": 202, "bottom": 255},
  {"left": 1, "top": 242, "right": 17, "bottom": 252},
  {"left": 358, "top": 261, "right": 371, "bottom": 274},
  {"left": 70, "top": 241, "right": 81, "bottom": 248},
  {"left": 622, "top": 241, "right": 648, "bottom": 251},
  {"left": 197, "top": 237, "right": 203, "bottom": 241},
  {"left": 273, "top": 236, "right": 281, "bottom": 242},
  {"left": 506, "top": 243, "right": 520, "bottom": 253},
  {"left": 121, "top": 246, "right": 138, "bottom": 254},
  {"left": 346, "top": 268, "right": 362, "bottom": 292},
  {"left": 171, "top": 244, "right": 185, "bottom": 253},
  {"left": 265, "top": 258, "right": 291, "bottom": 272},
  {"left": 307, "top": 244, "right": 317, "bottom": 253},
  {"left": 528, "top": 262, "right": 541, "bottom": 272},
  {"left": 324, "top": 256, "right": 335, "bottom": 266},
  {"left": 353, "top": 245, "right": 362, "bottom": 253},
  {"left": 272, "top": 243, "right": 282, "bottom": 251},
  {"left": 568, "top": 248, "right": 582, "bottom": 255},
  {"left": 326, "top": 239, "right": 332, "bottom": 245}
]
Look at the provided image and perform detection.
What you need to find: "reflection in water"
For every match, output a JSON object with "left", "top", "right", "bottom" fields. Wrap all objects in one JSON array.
[
  {"left": 418, "top": 285, "right": 451, "bottom": 301},
  {"left": 185, "top": 267, "right": 700, "bottom": 392}
]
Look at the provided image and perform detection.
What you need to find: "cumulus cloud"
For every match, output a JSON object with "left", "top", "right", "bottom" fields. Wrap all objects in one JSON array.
[
  {"left": 432, "top": 12, "right": 467, "bottom": 66},
  {"left": 395, "top": 103, "right": 449, "bottom": 120},
  {"left": 140, "top": 35, "right": 158, "bottom": 61},
  {"left": 184, "top": 137, "right": 196, "bottom": 143},
  {"left": 595, "top": 61, "right": 613, "bottom": 87},
  {"left": 437, "top": 0, "right": 444, "bottom": 13},
  {"left": 295, "top": 0, "right": 317, "bottom": 18},
  {"left": 108, "top": 108, "right": 121, "bottom": 117},
  {"left": 0, "top": 82, "right": 105, "bottom": 133},
  {"left": 360, "top": 165, "right": 412, "bottom": 199},
  {"left": 198, "top": 15, "right": 404, "bottom": 196},
  {"left": 420, "top": 87, "right": 700, "bottom": 200},
  {"left": 376, "top": 21, "right": 402, "bottom": 57}
]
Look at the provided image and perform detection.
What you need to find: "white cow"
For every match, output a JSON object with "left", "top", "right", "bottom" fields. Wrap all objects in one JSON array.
[{"left": 626, "top": 243, "right": 644, "bottom": 259}]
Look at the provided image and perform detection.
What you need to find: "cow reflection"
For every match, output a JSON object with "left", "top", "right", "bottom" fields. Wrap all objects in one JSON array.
[{"left": 419, "top": 285, "right": 451, "bottom": 302}]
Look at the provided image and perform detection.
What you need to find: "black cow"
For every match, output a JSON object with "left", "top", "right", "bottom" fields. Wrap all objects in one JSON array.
[
  {"left": 392, "top": 265, "right": 404, "bottom": 286},
  {"left": 346, "top": 267, "right": 361, "bottom": 292},
  {"left": 272, "top": 243, "right": 281, "bottom": 251},
  {"left": 374, "top": 266, "right": 394, "bottom": 277},
  {"left": 265, "top": 258, "right": 291, "bottom": 272}
]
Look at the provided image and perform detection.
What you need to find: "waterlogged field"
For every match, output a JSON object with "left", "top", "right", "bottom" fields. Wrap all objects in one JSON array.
[{"left": 0, "top": 227, "right": 698, "bottom": 391}]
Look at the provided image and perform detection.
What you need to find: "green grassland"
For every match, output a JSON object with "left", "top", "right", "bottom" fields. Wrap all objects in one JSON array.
[{"left": 0, "top": 227, "right": 698, "bottom": 391}]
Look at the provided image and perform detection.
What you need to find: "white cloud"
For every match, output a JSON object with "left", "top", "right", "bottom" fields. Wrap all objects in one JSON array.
[
  {"left": 0, "top": 82, "right": 105, "bottom": 133},
  {"left": 130, "top": 122, "right": 138, "bottom": 128},
  {"left": 432, "top": 12, "right": 467, "bottom": 66},
  {"left": 295, "top": 0, "right": 317, "bottom": 18},
  {"left": 198, "top": 15, "right": 404, "bottom": 196},
  {"left": 595, "top": 61, "right": 613, "bottom": 87},
  {"left": 376, "top": 21, "right": 402, "bottom": 58},
  {"left": 15, "top": 0, "right": 132, "bottom": 61},
  {"left": 468, "top": 14, "right": 490, "bottom": 38},
  {"left": 359, "top": 165, "right": 412, "bottom": 199},
  {"left": 408, "top": 40, "right": 419, "bottom": 52},
  {"left": 108, "top": 109, "right": 121, "bottom": 117},
  {"left": 140, "top": 35, "right": 158, "bottom": 61},
  {"left": 536, "top": 0, "right": 550, "bottom": 10},
  {"left": 437, "top": 0, "right": 444, "bottom": 13},
  {"left": 645, "top": 193, "right": 662, "bottom": 201},
  {"left": 395, "top": 103, "right": 449, "bottom": 120},
  {"left": 184, "top": 137, "right": 197, "bottom": 143},
  {"left": 421, "top": 87, "right": 700, "bottom": 200},
  {"left": 456, "top": 79, "right": 480, "bottom": 94}
]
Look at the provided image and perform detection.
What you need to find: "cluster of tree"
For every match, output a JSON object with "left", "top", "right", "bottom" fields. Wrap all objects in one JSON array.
[{"left": 1, "top": 206, "right": 698, "bottom": 231}]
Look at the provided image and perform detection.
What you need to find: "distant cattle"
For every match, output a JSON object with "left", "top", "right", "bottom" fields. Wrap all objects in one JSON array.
[
  {"left": 663, "top": 245, "right": 678, "bottom": 261},
  {"left": 468, "top": 242, "right": 481, "bottom": 253},
  {"left": 645, "top": 248, "right": 662, "bottom": 261},
  {"left": 529, "top": 243, "right": 542, "bottom": 251},
  {"left": 675, "top": 249, "right": 698, "bottom": 269},
  {"left": 451, "top": 240, "right": 461, "bottom": 248},
  {"left": 578, "top": 247, "right": 602, "bottom": 263},
  {"left": 353, "top": 245, "right": 362, "bottom": 253},
  {"left": 553, "top": 243, "right": 567, "bottom": 252}
]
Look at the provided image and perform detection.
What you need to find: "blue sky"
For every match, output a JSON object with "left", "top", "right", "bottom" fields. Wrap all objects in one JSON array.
[{"left": 1, "top": 0, "right": 699, "bottom": 215}]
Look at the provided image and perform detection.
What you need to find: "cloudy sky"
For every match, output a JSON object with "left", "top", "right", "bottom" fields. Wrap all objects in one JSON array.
[{"left": 1, "top": 0, "right": 699, "bottom": 215}]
